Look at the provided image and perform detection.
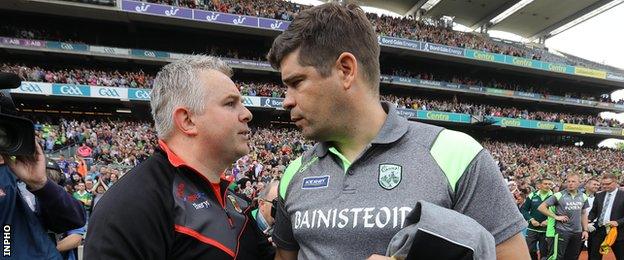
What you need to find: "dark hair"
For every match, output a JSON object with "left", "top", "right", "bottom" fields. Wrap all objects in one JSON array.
[
  {"left": 601, "top": 173, "right": 617, "bottom": 181},
  {"left": 586, "top": 177, "right": 599, "bottom": 183},
  {"left": 539, "top": 176, "right": 553, "bottom": 183},
  {"left": 267, "top": 2, "right": 380, "bottom": 92}
]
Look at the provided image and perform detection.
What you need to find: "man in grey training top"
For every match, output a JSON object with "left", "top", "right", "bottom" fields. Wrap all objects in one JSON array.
[
  {"left": 539, "top": 173, "right": 589, "bottom": 260},
  {"left": 266, "top": 2, "right": 529, "bottom": 260}
]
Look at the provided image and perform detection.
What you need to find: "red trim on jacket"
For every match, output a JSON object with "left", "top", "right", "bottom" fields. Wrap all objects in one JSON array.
[
  {"left": 158, "top": 140, "right": 231, "bottom": 208},
  {"left": 174, "top": 224, "right": 235, "bottom": 257}
]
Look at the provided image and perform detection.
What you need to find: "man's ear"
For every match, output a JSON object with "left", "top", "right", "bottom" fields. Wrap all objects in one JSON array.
[
  {"left": 172, "top": 106, "right": 198, "bottom": 136},
  {"left": 335, "top": 52, "right": 357, "bottom": 90}
]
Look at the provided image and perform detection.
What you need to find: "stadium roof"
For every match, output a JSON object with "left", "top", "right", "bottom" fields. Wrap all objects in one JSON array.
[{"left": 351, "top": 0, "right": 623, "bottom": 39}]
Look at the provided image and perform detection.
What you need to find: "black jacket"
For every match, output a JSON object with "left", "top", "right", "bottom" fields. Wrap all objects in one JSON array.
[
  {"left": 84, "top": 142, "right": 274, "bottom": 259},
  {"left": 588, "top": 189, "right": 624, "bottom": 241}
]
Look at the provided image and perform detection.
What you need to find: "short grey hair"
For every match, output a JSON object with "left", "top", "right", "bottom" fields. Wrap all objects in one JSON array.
[{"left": 151, "top": 55, "right": 233, "bottom": 139}]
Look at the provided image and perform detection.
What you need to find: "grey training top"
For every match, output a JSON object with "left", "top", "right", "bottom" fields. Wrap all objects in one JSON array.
[
  {"left": 544, "top": 190, "right": 589, "bottom": 233},
  {"left": 272, "top": 102, "right": 526, "bottom": 260}
]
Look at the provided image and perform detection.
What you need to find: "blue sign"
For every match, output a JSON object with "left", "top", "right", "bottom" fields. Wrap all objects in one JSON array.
[
  {"left": 131, "top": 49, "right": 169, "bottom": 58},
  {"left": 258, "top": 17, "right": 290, "bottom": 31},
  {"left": 261, "top": 97, "right": 283, "bottom": 108},
  {"left": 396, "top": 109, "right": 471, "bottom": 123},
  {"left": 378, "top": 36, "right": 420, "bottom": 50},
  {"left": 302, "top": 175, "right": 330, "bottom": 189},
  {"left": 46, "top": 41, "right": 88, "bottom": 52},
  {"left": 128, "top": 88, "right": 151, "bottom": 100},
  {"left": 122, "top": 0, "right": 192, "bottom": 19},
  {"left": 52, "top": 84, "right": 90, "bottom": 97},
  {"left": 485, "top": 116, "right": 563, "bottom": 131},
  {"left": 422, "top": 42, "right": 464, "bottom": 57}
]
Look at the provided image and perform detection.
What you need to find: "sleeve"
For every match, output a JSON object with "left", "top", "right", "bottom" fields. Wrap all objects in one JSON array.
[
  {"left": 520, "top": 193, "right": 532, "bottom": 221},
  {"left": 543, "top": 195, "right": 557, "bottom": 207},
  {"left": 616, "top": 192, "right": 624, "bottom": 226},
  {"left": 588, "top": 195, "right": 600, "bottom": 222},
  {"left": 83, "top": 176, "right": 173, "bottom": 259},
  {"left": 67, "top": 226, "right": 87, "bottom": 236},
  {"left": 452, "top": 149, "right": 527, "bottom": 245},
  {"left": 30, "top": 179, "right": 86, "bottom": 233},
  {"left": 246, "top": 209, "right": 276, "bottom": 260},
  {"left": 583, "top": 198, "right": 590, "bottom": 210},
  {"left": 271, "top": 196, "right": 300, "bottom": 251}
]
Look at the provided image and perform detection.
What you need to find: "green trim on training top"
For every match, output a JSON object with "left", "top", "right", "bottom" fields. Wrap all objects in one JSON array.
[
  {"left": 545, "top": 191, "right": 588, "bottom": 238},
  {"left": 279, "top": 157, "right": 302, "bottom": 199},
  {"left": 430, "top": 129, "right": 483, "bottom": 192},
  {"left": 328, "top": 147, "right": 352, "bottom": 174},
  {"left": 251, "top": 208, "right": 258, "bottom": 220}
]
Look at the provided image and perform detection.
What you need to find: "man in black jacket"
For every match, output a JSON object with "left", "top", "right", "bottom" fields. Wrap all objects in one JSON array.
[
  {"left": 84, "top": 55, "right": 274, "bottom": 259},
  {"left": 588, "top": 173, "right": 624, "bottom": 260}
]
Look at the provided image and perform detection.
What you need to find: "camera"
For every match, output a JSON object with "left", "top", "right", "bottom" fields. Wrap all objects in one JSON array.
[{"left": 0, "top": 72, "right": 35, "bottom": 156}]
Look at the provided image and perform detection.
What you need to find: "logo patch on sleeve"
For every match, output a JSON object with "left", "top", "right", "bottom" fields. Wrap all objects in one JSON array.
[{"left": 302, "top": 175, "right": 330, "bottom": 189}]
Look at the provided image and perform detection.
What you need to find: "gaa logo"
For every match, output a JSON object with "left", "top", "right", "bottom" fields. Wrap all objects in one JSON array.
[
  {"left": 60, "top": 86, "right": 83, "bottom": 96},
  {"left": 19, "top": 83, "right": 43, "bottom": 93},
  {"left": 133, "top": 90, "right": 151, "bottom": 99},
  {"left": 60, "top": 43, "right": 74, "bottom": 50},
  {"left": 242, "top": 97, "right": 253, "bottom": 106},
  {"left": 98, "top": 88, "right": 120, "bottom": 97}
]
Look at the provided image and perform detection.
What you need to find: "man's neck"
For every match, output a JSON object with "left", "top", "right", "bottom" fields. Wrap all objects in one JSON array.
[
  {"left": 539, "top": 189, "right": 551, "bottom": 195},
  {"left": 567, "top": 189, "right": 578, "bottom": 196},
  {"left": 332, "top": 101, "right": 387, "bottom": 162},
  {"left": 165, "top": 137, "right": 227, "bottom": 183}
]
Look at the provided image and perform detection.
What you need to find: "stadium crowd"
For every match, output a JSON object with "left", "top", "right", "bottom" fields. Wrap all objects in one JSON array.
[
  {"left": 27, "top": 116, "right": 624, "bottom": 258},
  {"left": 382, "top": 94, "right": 624, "bottom": 128},
  {"left": 37, "top": 119, "right": 309, "bottom": 209},
  {"left": 4, "top": 0, "right": 624, "bottom": 74},
  {"left": 386, "top": 68, "right": 621, "bottom": 104},
  {"left": 3, "top": 61, "right": 620, "bottom": 104},
  {"left": 130, "top": 0, "right": 622, "bottom": 73},
  {"left": 3, "top": 63, "right": 622, "bottom": 128}
]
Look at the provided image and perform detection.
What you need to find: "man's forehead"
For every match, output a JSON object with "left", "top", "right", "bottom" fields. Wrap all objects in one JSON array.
[{"left": 200, "top": 69, "right": 239, "bottom": 96}]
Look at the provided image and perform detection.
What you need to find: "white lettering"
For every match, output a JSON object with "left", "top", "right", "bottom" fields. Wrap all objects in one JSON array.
[
  {"left": 294, "top": 211, "right": 301, "bottom": 229},
  {"left": 338, "top": 209, "right": 349, "bottom": 228},
  {"left": 375, "top": 207, "right": 391, "bottom": 228},
  {"left": 393, "top": 207, "right": 399, "bottom": 228},
  {"left": 2, "top": 225, "right": 10, "bottom": 257},
  {"left": 350, "top": 208, "right": 363, "bottom": 228},
  {"left": 293, "top": 207, "right": 413, "bottom": 230},
  {"left": 317, "top": 209, "right": 331, "bottom": 228},
  {"left": 363, "top": 207, "right": 375, "bottom": 228},
  {"left": 192, "top": 200, "right": 210, "bottom": 209},
  {"left": 301, "top": 211, "right": 310, "bottom": 229},
  {"left": 311, "top": 209, "right": 317, "bottom": 228}
]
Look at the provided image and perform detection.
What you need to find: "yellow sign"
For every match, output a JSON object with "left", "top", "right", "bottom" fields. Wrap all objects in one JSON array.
[
  {"left": 574, "top": 67, "right": 607, "bottom": 79},
  {"left": 500, "top": 118, "right": 522, "bottom": 127},
  {"left": 426, "top": 112, "right": 450, "bottom": 121},
  {"left": 536, "top": 122, "right": 557, "bottom": 130},
  {"left": 547, "top": 64, "right": 567, "bottom": 73},
  {"left": 563, "top": 123, "right": 595, "bottom": 134},
  {"left": 512, "top": 57, "right": 533, "bottom": 68},
  {"left": 474, "top": 51, "right": 495, "bottom": 62}
]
